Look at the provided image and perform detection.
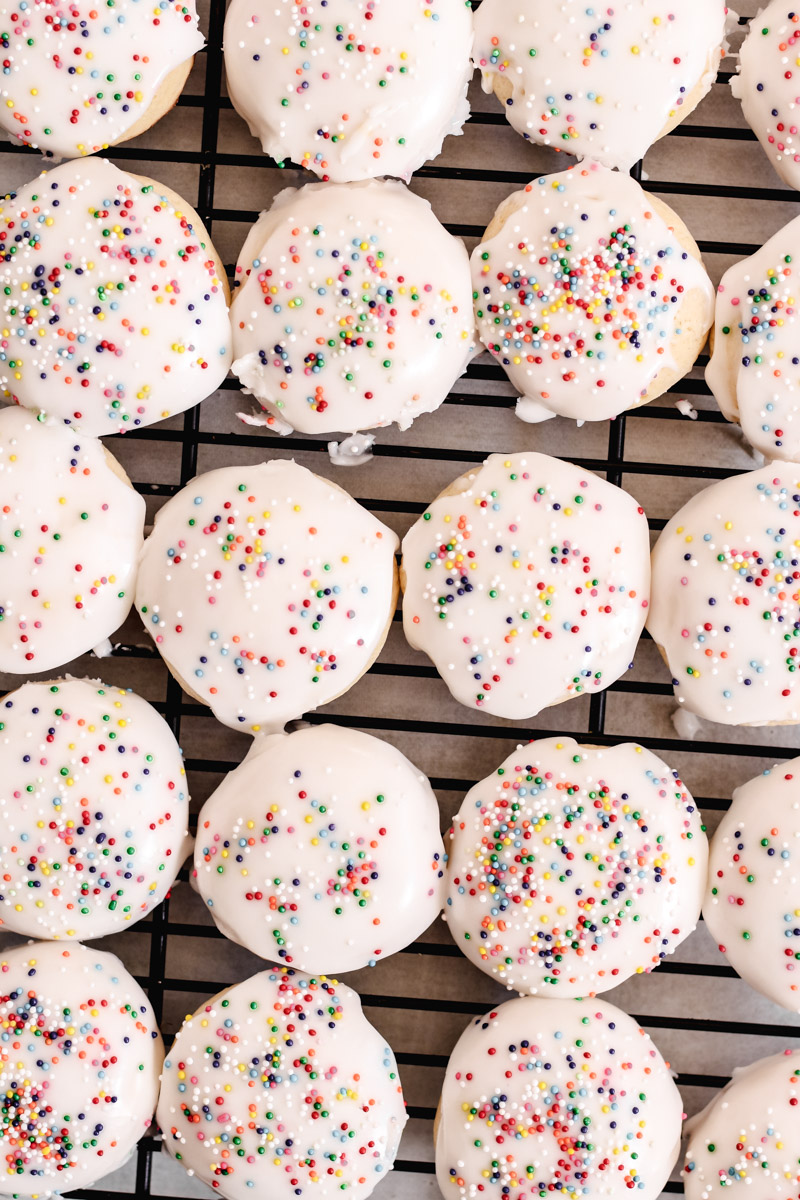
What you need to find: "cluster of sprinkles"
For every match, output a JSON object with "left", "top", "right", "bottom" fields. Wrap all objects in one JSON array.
[
  {"left": 472, "top": 0, "right": 728, "bottom": 170},
  {"left": 0, "top": 942, "right": 162, "bottom": 1194},
  {"left": 136, "top": 459, "right": 398, "bottom": 732},
  {"left": 647, "top": 463, "right": 800, "bottom": 724},
  {"left": 703, "top": 758, "right": 800, "bottom": 1013},
  {"left": 0, "top": 678, "right": 189, "bottom": 940},
  {"left": 734, "top": 1, "right": 800, "bottom": 191},
  {"left": 402, "top": 452, "right": 650, "bottom": 719},
  {"left": 231, "top": 182, "right": 473, "bottom": 435},
  {"left": 471, "top": 167, "right": 714, "bottom": 421},
  {"left": 0, "top": 0, "right": 204, "bottom": 158},
  {"left": 0, "top": 158, "right": 231, "bottom": 435},
  {"left": 445, "top": 738, "right": 705, "bottom": 995},
  {"left": 193, "top": 725, "right": 445, "bottom": 973},
  {"left": 223, "top": 0, "right": 472, "bottom": 181},
  {"left": 437, "top": 996, "right": 682, "bottom": 1200},
  {"left": 157, "top": 966, "right": 406, "bottom": 1200},
  {"left": 0, "top": 406, "right": 144, "bottom": 674},
  {"left": 706, "top": 214, "right": 800, "bottom": 461},
  {"left": 684, "top": 1049, "right": 800, "bottom": 1200}
]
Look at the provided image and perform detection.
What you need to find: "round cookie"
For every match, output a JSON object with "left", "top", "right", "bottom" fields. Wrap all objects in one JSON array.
[
  {"left": 231, "top": 179, "right": 475, "bottom": 436},
  {"left": 0, "top": 940, "right": 163, "bottom": 1198},
  {"left": 472, "top": 163, "right": 715, "bottom": 422},
  {"left": 0, "top": 406, "right": 145, "bottom": 674},
  {"left": 473, "top": 0, "right": 728, "bottom": 171},
  {"left": 706, "top": 213, "right": 800, "bottom": 461},
  {"left": 436, "top": 994, "right": 682, "bottom": 1200},
  {"left": 194, "top": 723, "right": 445, "bottom": 973},
  {"left": 732, "top": 0, "right": 800, "bottom": 193},
  {"left": 0, "top": 0, "right": 203, "bottom": 160},
  {"left": 158, "top": 965, "right": 406, "bottom": 1200},
  {"left": 0, "top": 156, "right": 231, "bottom": 436},
  {"left": 0, "top": 676, "right": 191, "bottom": 940},
  {"left": 445, "top": 735, "right": 707, "bottom": 996},
  {"left": 684, "top": 1050, "right": 800, "bottom": 1200},
  {"left": 223, "top": 0, "right": 473, "bottom": 183},
  {"left": 136, "top": 457, "right": 399, "bottom": 733},
  {"left": 704, "top": 756, "right": 800, "bottom": 1012},
  {"left": 401, "top": 451, "right": 650, "bottom": 720},
  {"left": 647, "top": 462, "right": 800, "bottom": 726}
]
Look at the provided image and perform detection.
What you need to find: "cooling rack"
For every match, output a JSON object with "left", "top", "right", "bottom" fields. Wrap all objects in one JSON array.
[{"left": 1, "top": 1, "right": 800, "bottom": 1196}]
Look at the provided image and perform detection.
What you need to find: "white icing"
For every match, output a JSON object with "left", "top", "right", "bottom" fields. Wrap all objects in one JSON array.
[
  {"left": 327, "top": 432, "right": 376, "bottom": 466},
  {"left": 0, "top": 406, "right": 145, "bottom": 674},
  {"left": 230, "top": 180, "right": 474, "bottom": 436},
  {"left": 135, "top": 458, "right": 399, "bottom": 733},
  {"left": 194, "top": 723, "right": 445, "bottom": 972},
  {"left": 671, "top": 706, "right": 703, "bottom": 740},
  {"left": 684, "top": 1051, "right": 800, "bottom": 1200},
  {"left": 0, "top": 0, "right": 204, "bottom": 159},
  {"left": 401, "top": 451, "right": 650, "bottom": 719},
  {"left": 473, "top": 0, "right": 728, "bottom": 170},
  {"left": 514, "top": 395, "right": 557, "bottom": 424},
  {"left": 222, "top": 0, "right": 473, "bottom": 182},
  {"left": 647, "top": 461, "right": 800, "bottom": 725},
  {"left": 445, "top": 735, "right": 706, "bottom": 996},
  {"left": 676, "top": 398, "right": 698, "bottom": 419},
  {"left": 704, "top": 756, "right": 800, "bottom": 1012},
  {"left": 471, "top": 163, "right": 715, "bottom": 422},
  {"left": 436, "top": 994, "right": 682, "bottom": 1200},
  {"left": 0, "top": 940, "right": 163, "bottom": 1198},
  {"left": 158, "top": 966, "right": 406, "bottom": 1200},
  {"left": 0, "top": 157, "right": 231, "bottom": 436},
  {"left": 706, "top": 213, "right": 800, "bottom": 461},
  {"left": 0, "top": 676, "right": 191, "bottom": 940},
  {"left": 734, "top": 0, "right": 800, "bottom": 192}
]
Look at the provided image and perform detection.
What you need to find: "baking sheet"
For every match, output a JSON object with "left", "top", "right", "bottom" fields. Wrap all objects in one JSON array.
[{"left": 1, "top": 1, "right": 799, "bottom": 1195}]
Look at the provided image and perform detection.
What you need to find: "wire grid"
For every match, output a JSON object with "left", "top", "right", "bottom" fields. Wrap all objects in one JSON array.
[{"left": 1, "top": 1, "right": 800, "bottom": 1197}]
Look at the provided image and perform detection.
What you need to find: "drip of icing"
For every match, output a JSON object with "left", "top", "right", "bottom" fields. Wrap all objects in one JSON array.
[
  {"left": 647, "top": 461, "right": 800, "bottom": 725},
  {"left": 472, "top": 163, "right": 714, "bottom": 422},
  {"left": 194, "top": 723, "right": 444, "bottom": 973},
  {"left": 0, "top": 940, "right": 163, "bottom": 1198},
  {"left": 473, "top": 0, "right": 728, "bottom": 169},
  {"left": 445, "top": 735, "right": 707, "bottom": 995},
  {"left": 327, "top": 432, "right": 376, "bottom": 467},
  {"left": 231, "top": 180, "right": 474, "bottom": 436},
  {"left": 401, "top": 451, "right": 650, "bottom": 719},
  {"left": 135, "top": 458, "right": 399, "bottom": 733},
  {"left": 0, "top": 676, "right": 191, "bottom": 940},
  {"left": 0, "top": 157, "right": 231, "bottom": 436},
  {"left": 158, "top": 966, "right": 407, "bottom": 1200},
  {"left": 0, "top": 0, "right": 204, "bottom": 158},
  {"left": 0, "top": 406, "right": 145, "bottom": 673},
  {"left": 223, "top": 0, "right": 473, "bottom": 182},
  {"left": 436, "top": 994, "right": 682, "bottom": 1200}
]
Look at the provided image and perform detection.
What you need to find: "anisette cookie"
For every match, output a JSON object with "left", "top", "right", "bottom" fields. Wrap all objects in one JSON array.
[
  {"left": 704, "top": 756, "right": 800, "bottom": 1012},
  {"left": 436, "top": 994, "right": 683, "bottom": 1200},
  {"left": 472, "top": 163, "right": 715, "bottom": 422},
  {"left": 194, "top": 723, "right": 445, "bottom": 972},
  {"left": 684, "top": 1050, "right": 800, "bottom": 1200},
  {"left": 0, "top": 156, "right": 231, "bottom": 435},
  {"left": 445, "top": 736, "right": 707, "bottom": 995},
  {"left": 647, "top": 462, "right": 800, "bottom": 725},
  {"left": 0, "top": 676, "right": 191, "bottom": 941},
  {"left": 401, "top": 451, "right": 650, "bottom": 719},
  {"left": 0, "top": 0, "right": 203, "bottom": 159},
  {"left": 473, "top": 0, "right": 728, "bottom": 170},
  {"left": 706, "top": 213, "right": 800, "bottom": 461},
  {"left": 158, "top": 965, "right": 406, "bottom": 1200},
  {"left": 0, "top": 406, "right": 145, "bottom": 674},
  {"left": 0, "top": 940, "right": 163, "bottom": 1198},
  {"left": 732, "top": 0, "right": 800, "bottom": 192},
  {"left": 223, "top": 0, "right": 473, "bottom": 182},
  {"left": 136, "top": 458, "right": 399, "bottom": 732},
  {"left": 231, "top": 179, "right": 474, "bottom": 436}
]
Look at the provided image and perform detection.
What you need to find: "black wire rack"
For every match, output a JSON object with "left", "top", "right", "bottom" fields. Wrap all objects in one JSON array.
[{"left": 2, "top": 0, "right": 800, "bottom": 1197}]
